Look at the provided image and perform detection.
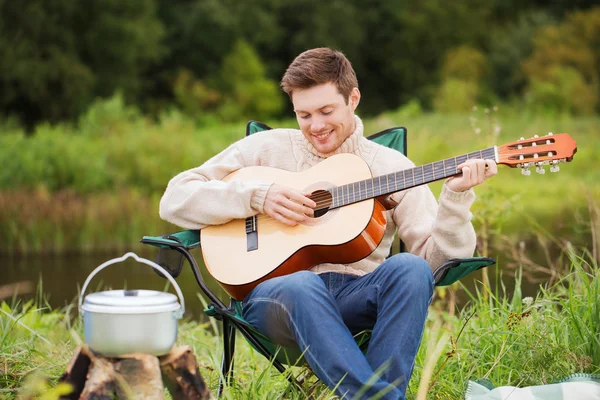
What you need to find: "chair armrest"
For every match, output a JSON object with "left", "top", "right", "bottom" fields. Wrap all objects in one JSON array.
[
  {"left": 140, "top": 230, "right": 201, "bottom": 250},
  {"left": 433, "top": 257, "right": 496, "bottom": 286}
]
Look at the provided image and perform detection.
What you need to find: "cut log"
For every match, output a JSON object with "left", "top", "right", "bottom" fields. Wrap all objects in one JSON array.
[
  {"left": 113, "top": 353, "right": 165, "bottom": 399},
  {"left": 79, "top": 352, "right": 116, "bottom": 399},
  {"left": 159, "top": 346, "right": 210, "bottom": 400},
  {"left": 58, "top": 346, "right": 91, "bottom": 400},
  {"left": 59, "top": 345, "right": 209, "bottom": 399}
]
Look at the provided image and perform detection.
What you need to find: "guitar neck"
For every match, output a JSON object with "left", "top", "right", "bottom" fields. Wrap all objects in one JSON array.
[{"left": 330, "top": 147, "right": 497, "bottom": 209}]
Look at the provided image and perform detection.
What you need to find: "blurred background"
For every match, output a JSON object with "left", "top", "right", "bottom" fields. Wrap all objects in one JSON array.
[{"left": 1, "top": 0, "right": 599, "bottom": 316}]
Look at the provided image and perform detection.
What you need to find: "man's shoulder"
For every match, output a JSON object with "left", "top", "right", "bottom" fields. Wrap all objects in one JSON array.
[
  {"left": 362, "top": 138, "right": 414, "bottom": 171},
  {"left": 243, "top": 126, "right": 300, "bottom": 140},
  {"left": 237, "top": 126, "right": 300, "bottom": 148}
]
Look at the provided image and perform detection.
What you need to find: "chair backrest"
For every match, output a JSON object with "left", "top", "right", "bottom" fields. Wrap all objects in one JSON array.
[{"left": 245, "top": 120, "right": 407, "bottom": 156}]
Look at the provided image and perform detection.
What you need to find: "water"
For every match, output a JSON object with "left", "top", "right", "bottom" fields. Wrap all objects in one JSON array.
[
  {"left": 1, "top": 250, "right": 231, "bottom": 320},
  {"left": 2, "top": 249, "right": 546, "bottom": 321}
]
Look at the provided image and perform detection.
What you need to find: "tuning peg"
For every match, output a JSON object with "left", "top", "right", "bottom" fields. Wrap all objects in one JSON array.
[
  {"left": 522, "top": 167, "right": 531, "bottom": 176},
  {"left": 550, "top": 165, "right": 560, "bottom": 173},
  {"left": 536, "top": 165, "right": 545, "bottom": 174}
]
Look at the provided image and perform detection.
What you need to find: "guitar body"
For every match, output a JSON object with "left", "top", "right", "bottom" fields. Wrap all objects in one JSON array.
[
  {"left": 201, "top": 154, "right": 388, "bottom": 300},
  {"left": 200, "top": 132, "right": 578, "bottom": 300}
]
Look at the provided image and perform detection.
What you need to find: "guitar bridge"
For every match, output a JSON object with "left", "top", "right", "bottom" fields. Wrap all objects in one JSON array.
[{"left": 245, "top": 215, "right": 258, "bottom": 251}]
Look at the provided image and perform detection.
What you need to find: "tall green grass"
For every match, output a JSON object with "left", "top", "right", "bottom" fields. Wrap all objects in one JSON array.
[
  {"left": 1, "top": 247, "right": 598, "bottom": 399},
  {"left": 408, "top": 248, "right": 600, "bottom": 398}
]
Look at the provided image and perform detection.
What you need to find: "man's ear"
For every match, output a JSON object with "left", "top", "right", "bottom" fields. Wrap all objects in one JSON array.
[{"left": 349, "top": 87, "right": 361, "bottom": 111}]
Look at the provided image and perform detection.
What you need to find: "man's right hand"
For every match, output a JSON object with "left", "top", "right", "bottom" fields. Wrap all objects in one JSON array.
[{"left": 263, "top": 184, "right": 316, "bottom": 226}]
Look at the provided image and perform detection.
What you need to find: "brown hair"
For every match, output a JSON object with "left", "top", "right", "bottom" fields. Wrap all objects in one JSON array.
[{"left": 280, "top": 48, "right": 358, "bottom": 104}]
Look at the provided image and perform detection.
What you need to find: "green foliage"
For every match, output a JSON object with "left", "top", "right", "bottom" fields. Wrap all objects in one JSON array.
[
  {"left": 172, "top": 69, "right": 222, "bottom": 119},
  {"left": 372, "top": 0, "right": 493, "bottom": 109},
  {"left": 78, "top": 92, "right": 143, "bottom": 137},
  {"left": 441, "top": 45, "right": 487, "bottom": 83},
  {"left": 217, "top": 41, "right": 284, "bottom": 122},
  {"left": 434, "top": 79, "right": 480, "bottom": 113},
  {"left": 487, "top": 11, "right": 556, "bottom": 99},
  {"left": 526, "top": 66, "right": 598, "bottom": 114},
  {"left": 0, "top": 299, "right": 78, "bottom": 397},
  {"left": 522, "top": 6, "right": 600, "bottom": 114},
  {"left": 409, "top": 249, "right": 600, "bottom": 398},
  {"left": 2, "top": 0, "right": 599, "bottom": 124},
  {"left": 0, "top": 0, "right": 164, "bottom": 125},
  {"left": 434, "top": 46, "right": 488, "bottom": 113}
]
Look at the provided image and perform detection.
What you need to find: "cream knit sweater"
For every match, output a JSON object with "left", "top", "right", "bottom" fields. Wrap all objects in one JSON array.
[{"left": 159, "top": 116, "right": 477, "bottom": 275}]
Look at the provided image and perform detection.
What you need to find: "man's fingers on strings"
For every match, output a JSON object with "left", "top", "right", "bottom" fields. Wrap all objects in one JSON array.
[
  {"left": 281, "top": 197, "right": 314, "bottom": 218},
  {"left": 484, "top": 160, "right": 498, "bottom": 177},
  {"left": 476, "top": 160, "right": 486, "bottom": 182},
  {"left": 276, "top": 204, "right": 307, "bottom": 223},
  {"left": 284, "top": 189, "right": 317, "bottom": 209},
  {"left": 273, "top": 212, "right": 299, "bottom": 226},
  {"left": 461, "top": 165, "right": 472, "bottom": 181}
]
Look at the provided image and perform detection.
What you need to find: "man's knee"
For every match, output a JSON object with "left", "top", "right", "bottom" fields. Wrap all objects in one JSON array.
[
  {"left": 382, "top": 253, "right": 434, "bottom": 293},
  {"left": 249, "top": 270, "right": 326, "bottom": 303}
]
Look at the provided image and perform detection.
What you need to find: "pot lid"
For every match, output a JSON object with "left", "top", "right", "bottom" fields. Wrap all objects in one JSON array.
[{"left": 81, "top": 289, "right": 181, "bottom": 315}]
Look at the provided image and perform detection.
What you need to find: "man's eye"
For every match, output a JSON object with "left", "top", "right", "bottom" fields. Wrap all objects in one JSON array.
[
  {"left": 300, "top": 114, "right": 310, "bottom": 119},
  {"left": 322, "top": 110, "right": 332, "bottom": 115}
]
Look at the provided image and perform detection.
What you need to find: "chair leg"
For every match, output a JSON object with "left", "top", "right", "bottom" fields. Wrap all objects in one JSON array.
[
  {"left": 235, "top": 324, "right": 301, "bottom": 388},
  {"left": 226, "top": 320, "right": 236, "bottom": 385},
  {"left": 217, "top": 318, "right": 236, "bottom": 397}
]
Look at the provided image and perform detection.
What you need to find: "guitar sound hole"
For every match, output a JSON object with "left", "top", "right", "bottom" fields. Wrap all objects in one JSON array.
[
  {"left": 309, "top": 189, "right": 332, "bottom": 219},
  {"left": 314, "top": 207, "right": 329, "bottom": 218}
]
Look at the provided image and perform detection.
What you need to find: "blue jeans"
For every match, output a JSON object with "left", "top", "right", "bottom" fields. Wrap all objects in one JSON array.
[{"left": 242, "top": 253, "right": 434, "bottom": 399}]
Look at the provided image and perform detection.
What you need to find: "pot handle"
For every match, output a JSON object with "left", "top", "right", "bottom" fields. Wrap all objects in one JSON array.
[{"left": 78, "top": 252, "right": 185, "bottom": 318}]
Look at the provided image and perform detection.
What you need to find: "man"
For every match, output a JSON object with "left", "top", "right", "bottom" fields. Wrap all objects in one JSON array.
[{"left": 160, "top": 47, "right": 497, "bottom": 399}]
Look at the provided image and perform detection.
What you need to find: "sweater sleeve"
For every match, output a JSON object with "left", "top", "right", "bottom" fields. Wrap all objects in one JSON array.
[
  {"left": 159, "top": 143, "right": 273, "bottom": 229},
  {"left": 391, "top": 183, "right": 477, "bottom": 271}
]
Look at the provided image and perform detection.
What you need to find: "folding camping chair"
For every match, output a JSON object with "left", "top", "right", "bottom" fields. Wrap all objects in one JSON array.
[{"left": 140, "top": 121, "right": 496, "bottom": 397}]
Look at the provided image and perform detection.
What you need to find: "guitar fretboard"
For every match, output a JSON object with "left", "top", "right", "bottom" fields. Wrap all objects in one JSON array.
[{"left": 330, "top": 147, "right": 496, "bottom": 209}]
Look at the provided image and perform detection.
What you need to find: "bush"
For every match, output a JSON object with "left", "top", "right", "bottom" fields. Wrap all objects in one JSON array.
[
  {"left": 434, "top": 46, "right": 487, "bottom": 113},
  {"left": 525, "top": 66, "right": 598, "bottom": 115},
  {"left": 434, "top": 79, "right": 480, "bottom": 113},
  {"left": 521, "top": 7, "right": 600, "bottom": 114}
]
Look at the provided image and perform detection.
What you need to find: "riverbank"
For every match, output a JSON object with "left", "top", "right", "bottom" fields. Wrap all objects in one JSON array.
[
  {"left": 2, "top": 109, "right": 598, "bottom": 256},
  {"left": 1, "top": 248, "right": 599, "bottom": 399}
]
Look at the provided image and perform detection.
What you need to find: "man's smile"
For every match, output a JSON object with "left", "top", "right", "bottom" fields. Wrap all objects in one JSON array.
[{"left": 313, "top": 129, "right": 334, "bottom": 142}]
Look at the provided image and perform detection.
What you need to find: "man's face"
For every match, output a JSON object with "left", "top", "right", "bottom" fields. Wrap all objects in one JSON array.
[{"left": 292, "top": 83, "right": 360, "bottom": 155}]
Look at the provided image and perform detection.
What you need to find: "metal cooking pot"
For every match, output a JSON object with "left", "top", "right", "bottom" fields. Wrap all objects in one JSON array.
[{"left": 79, "top": 252, "right": 185, "bottom": 357}]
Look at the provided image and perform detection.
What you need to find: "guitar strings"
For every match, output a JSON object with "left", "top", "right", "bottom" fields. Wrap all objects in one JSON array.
[
  {"left": 251, "top": 167, "right": 470, "bottom": 224},
  {"left": 245, "top": 148, "right": 507, "bottom": 226},
  {"left": 250, "top": 154, "right": 504, "bottom": 225}
]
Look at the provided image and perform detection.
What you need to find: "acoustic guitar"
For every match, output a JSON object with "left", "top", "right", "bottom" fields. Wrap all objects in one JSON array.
[{"left": 201, "top": 133, "right": 577, "bottom": 300}]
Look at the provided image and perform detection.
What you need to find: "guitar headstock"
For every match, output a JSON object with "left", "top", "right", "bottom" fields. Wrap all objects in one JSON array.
[{"left": 497, "top": 133, "right": 577, "bottom": 175}]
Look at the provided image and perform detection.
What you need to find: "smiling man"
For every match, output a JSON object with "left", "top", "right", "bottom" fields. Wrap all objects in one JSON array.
[{"left": 159, "top": 47, "right": 497, "bottom": 399}]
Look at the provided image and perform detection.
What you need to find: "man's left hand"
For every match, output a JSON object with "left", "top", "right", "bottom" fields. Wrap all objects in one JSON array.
[{"left": 445, "top": 159, "right": 498, "bottom": 192}]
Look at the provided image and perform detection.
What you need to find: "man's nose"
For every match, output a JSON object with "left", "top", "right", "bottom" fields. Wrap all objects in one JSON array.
[{"left": 311, "top": 117, "right": 326, "bottom": 132}]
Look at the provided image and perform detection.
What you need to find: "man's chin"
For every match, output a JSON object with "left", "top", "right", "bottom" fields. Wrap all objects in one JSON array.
[{"left": 315, "top": 145, "right": 336, "bottom": 155}]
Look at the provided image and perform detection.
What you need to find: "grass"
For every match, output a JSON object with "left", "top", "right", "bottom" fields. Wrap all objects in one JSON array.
[{"left": 1, "top": 247, "right": 599, "bottom": 399}]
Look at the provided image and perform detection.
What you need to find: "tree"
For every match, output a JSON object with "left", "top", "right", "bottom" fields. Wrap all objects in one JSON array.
[
  {"left": 0, "top": 0, "right": 164, "bottom": 126},
  {"left": 434, "top": 46, "right": 487, "bottom": 112},
  {"left": 522, "top": 6, "right": 600, "bottom": 113},
  {"left": 217, "top": 41, "right": 284, "bottom": 122}
]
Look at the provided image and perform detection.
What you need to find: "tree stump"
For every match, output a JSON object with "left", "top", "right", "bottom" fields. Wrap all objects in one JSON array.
[{"left": 59, "top": 345, "right": 210, "bottom": 400}]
